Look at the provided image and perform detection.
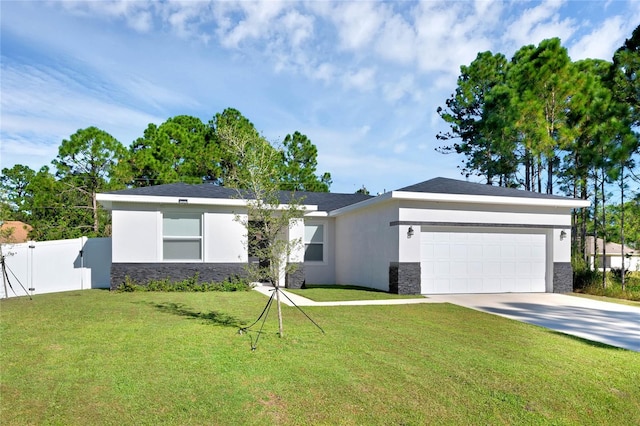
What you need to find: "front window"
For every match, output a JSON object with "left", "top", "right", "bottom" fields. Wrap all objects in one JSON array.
[
  {"left": 304, "top": 224, "right": 324, "bottom": 262},
  {"left": 163, "top": 213, "right": 202, "bottom": 261}
]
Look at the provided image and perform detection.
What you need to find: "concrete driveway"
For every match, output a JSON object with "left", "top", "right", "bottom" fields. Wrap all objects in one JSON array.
[{"left": 426, "top": 293, "right": 640, "bottom": 352}]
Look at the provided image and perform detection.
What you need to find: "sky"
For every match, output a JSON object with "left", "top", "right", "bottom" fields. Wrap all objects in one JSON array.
[{"left": 1, "top": 0, "right": 639, "bottom": 195}]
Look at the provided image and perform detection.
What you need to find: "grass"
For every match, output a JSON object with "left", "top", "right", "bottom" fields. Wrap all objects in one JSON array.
[
  {"left": 571, "top": 292, "right": 640, "bottom": 307},
  {"left": 1, "top": 289, "right": 639, "bottom": 425},
  {"left": 287, "top": 284, "right": 421, "bottom": 301},
  {"left": 575, "top": 268, "right": 640, "bottom": 301}
]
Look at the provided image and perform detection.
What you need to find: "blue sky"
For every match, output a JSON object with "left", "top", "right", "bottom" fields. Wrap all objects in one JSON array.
[{"left": 1, "top": 0, "right": 639, "bottom": 194}]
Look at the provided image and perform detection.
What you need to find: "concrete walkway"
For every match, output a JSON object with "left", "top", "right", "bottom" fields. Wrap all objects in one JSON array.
[
  {"left": 252, "top": 285, "right": 640, "bottom": 352},
  {"left": 251, "top": 284, "right": 435, "bottom": 306}
]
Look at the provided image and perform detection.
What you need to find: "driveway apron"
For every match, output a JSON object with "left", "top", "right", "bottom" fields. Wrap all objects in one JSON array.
[{"left": 425, "top": 293, "right": 640, "bottom": 352}]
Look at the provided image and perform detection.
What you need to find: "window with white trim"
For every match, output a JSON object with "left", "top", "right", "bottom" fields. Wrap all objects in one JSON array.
[
  {"left": 163, "top": 212, "right": 202, "bottom": 261},
  {"left": 304, "top": 224, "right": 324, "bottom": 262}
]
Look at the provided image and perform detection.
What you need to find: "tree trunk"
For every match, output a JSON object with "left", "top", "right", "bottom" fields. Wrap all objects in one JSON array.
[
  {"left": 547, "top": 155, "right": 554, "bottom": 194},
  {"left": 593, "top": 174, "right": 598, "bottom": 272},
  {"left": 275, "top": 278, "right": 284, "bottom": 338},
  {"left": 620, "top": 165, "right": 626, "bottom": 291},
  {"left": 525, "top": 149, "right": 531, "bottom": 191},
  {"left": 601, "top": 169, "right": 606, "bottom": 289},
  {"left": 580, "top": 181, "right": 588, "bottom": 264}
]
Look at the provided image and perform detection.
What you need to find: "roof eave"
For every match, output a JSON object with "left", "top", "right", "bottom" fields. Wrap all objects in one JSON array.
[
  {"left": 390, "top": 191, "right": 592, "bottom": 208},
  {"left": 96, "top": 193, "right": 318, "bottom": 211},
  {"left": 328, "top": 190, "right": 590, "bottom": 216}
]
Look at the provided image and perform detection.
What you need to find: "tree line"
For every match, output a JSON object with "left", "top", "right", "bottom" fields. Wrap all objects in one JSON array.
[
  {"left": 437, "top": 26, "right": 640, "bottom": 259},
  {"left": 1, "top": 108, "right": 332, "bottom": 241}
]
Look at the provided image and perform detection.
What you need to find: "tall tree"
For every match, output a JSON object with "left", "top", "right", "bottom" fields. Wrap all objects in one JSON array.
[
  {"left": 0, "top": 164, "right": 36, "bottom": 221},
  {"left": 509, "top": 38, "right": 575, "bottom": 194},
  {"left": 279, "top": 131, "right": 331, "bottom": 192},
  {"left": 210, "top": 108, "right": 277, "bottom": 188},
  {"left": 126, "top": 115, "right": 217, "bottom": 187},
  {"left": 437, "top": 51, "right": 518, "bottom": 185},
  {"left": 612, "top": 24, "right": 640, "bottom": 128},
  {"left": 52, "top": 126, "right": 126, "bottom": 235}
]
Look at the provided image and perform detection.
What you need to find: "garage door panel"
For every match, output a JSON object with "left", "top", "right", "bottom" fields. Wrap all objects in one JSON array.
[
  {"left": 450, "top": 278, "right": 468, "bottom": 293},
  {"left": 421, "top": 230, "right": 546, "bottom": 294}
]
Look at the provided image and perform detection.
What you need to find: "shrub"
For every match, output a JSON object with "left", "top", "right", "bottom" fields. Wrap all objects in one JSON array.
[
  {"left": 572, "top": 256, "right": 600, "bottom": 290},
  {"left": 115, "top": 274, "right": 252, "bottom": 293},
  {"left": 118, "top": 276, "right": 139, "bottom": 292}
]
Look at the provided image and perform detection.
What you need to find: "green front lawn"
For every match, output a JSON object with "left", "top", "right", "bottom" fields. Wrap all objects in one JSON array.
[
  {"left": 287, "top": 284, "right": 421, "bottom": 301},
  {"left": 1, "top": 290, "right": 639, "bottom": 425}
]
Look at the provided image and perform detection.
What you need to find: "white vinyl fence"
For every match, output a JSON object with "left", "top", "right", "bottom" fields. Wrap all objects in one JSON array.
[{"left": 1, "top": 237, "right": 111, "bottom": 298}]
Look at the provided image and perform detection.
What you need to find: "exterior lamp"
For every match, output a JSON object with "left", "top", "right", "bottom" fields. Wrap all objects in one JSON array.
[
  {"left": 407, "top": 226, "right": 414, "bottom": 238},
  {"left": 560, "top": 230, "right": 567, "bottom": 241}
]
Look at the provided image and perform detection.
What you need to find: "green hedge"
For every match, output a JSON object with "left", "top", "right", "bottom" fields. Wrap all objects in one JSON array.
[{"left": 116, "top": 274, "right": 252, "bottom": 293}]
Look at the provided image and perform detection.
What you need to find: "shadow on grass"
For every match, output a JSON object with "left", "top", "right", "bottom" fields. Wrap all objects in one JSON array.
[
  {"left": 151, "top": 302, "right": 246, "bottom": 328},
  {"left": 547, "top": 330, "right": 628, "bottom": 351},
  {"left": 302, "top": 284, "right": 389, "bottom": 293}
]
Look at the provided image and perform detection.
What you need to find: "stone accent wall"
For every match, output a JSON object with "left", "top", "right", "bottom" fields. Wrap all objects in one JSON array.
[
  {"left": 553, "top": 262, "right": 573, "bottom": 293},
  {"left": 389, "top": 262, "right": 421, "bottom": 295},
  {"left": 110, "top": 263, "right": 248, "bottom": 290},
  {"left": 285, "top": 263, "right": 305, "bottom": 289}
]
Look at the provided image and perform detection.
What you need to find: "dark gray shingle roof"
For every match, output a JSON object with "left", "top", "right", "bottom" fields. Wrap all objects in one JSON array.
[
  {"left": 105, "top": 183, "right": 373, "bottom": 212},
  {"left": 106, "top": 177, "right": 571, "bottom": 212},
  {"left": 397, "top": 177, "right": 571, "bottom": 200}
]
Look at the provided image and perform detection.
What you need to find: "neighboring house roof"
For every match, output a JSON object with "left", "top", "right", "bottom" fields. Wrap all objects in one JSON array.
[
  {"left": 0, "top": 220, "right": 32, "bottom": 243},
  {"left": 398, "top": 177, "right": 572, "bottom": 200},
  {"left": 102, "top": 183, "right": 373, "bottom": 212},
  {"left": 585, "top": 236, "right": 637, "bottom": 256}
]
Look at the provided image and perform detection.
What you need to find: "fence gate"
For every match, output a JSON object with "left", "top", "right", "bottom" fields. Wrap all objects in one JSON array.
[{"left": 1, "top": 237, "right": 111, "bottom": 298}]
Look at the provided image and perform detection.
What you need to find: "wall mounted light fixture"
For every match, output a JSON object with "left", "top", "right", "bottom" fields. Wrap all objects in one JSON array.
[
  {"left": 560, "top": 230, "right": 567, "bottom": 241},
  {"left": 407, "top": 226, "right": 414, "bottom": 238}
]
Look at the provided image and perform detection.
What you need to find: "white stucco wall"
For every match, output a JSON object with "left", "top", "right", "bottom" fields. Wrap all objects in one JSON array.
[
  {"left": 398, "top": 201, "right": 572, "bottom": 227},
  {"left": 112, "top": 208, "right": 159, "bottom": 262},
  {"left": 334, "top": 201, "right": 399, "bottom": 291},
  {"left": 204, "top": 211, "right": 247, "bottom": 262},
  {"left": 110, "top": 202, "right": 247, "bottom": 263},
  {"left": 288, "top": 218, "right": 305, "bottom": 264},
  {"left": 303, "top": 218, "right": 336, "bottom": 284}
]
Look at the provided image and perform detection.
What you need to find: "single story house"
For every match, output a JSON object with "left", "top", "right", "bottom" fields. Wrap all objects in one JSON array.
[
  {"left": 96, "top": 177, "right": 590, "bottom": 294},
  {"left": 586, "top": 236, "right": 639, "bottom": 272}
]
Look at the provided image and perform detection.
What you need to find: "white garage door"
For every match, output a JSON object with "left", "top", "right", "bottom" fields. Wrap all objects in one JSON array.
[{"left": 420, "top": 230, "right": 546, "bottom": 294}]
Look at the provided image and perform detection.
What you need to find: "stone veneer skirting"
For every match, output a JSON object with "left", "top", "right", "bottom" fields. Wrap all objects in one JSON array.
[
  {"left": 553, "top": 262, "right": 573, "bottom": 293},
  {"left": 110, "top": 263, "right": 248, "bottom": 290},
  {"left": 389, "top": 262, "right": 421, "bottom": 295},
  {"left": 285, "top": 263, "right": 305, "bottom": 289}
]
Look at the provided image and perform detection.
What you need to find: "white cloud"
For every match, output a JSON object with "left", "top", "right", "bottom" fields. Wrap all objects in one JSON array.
[
  {"left": 569, "top": 16, "right": 626, "bottom": 60},
  {"left": 503, "top": 0, "right": 576, "bottom": 51},
  {"left": 342, "top": 67, "right": 376, "bottom": 92},
  {"left": 393, "top": 142, "right": 407, "bottom": 154},
  {"left": 330, "top": 2, "right": 385, "bottom": 51},
  {"left": 56, "top": 0, "right": 156, "bottom": 33},
  {"left": 375, "top": 13, "right": 416, "bottom": 63},
  {"left": 281, "top": 10, "right": 314, "bottom": 48},
  {"left": 382, "top": 74, "right": 418, "bottom": 103},
  {"left": 216, "top": 1, "right": 285, "bottom": 48},
  {"left": 412, "top": 1, "right": 496, "bottom": 76}
]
